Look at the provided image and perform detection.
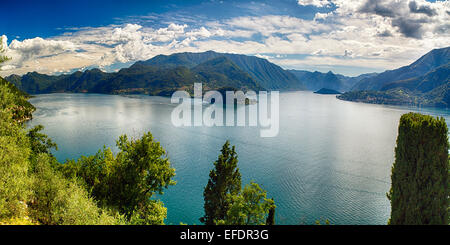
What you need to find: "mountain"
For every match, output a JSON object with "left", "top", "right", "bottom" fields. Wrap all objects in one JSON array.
[
  {"left": 352, "top": 47, "right": 450, "bottom": 91},
  {"left": 289, "top": 70, "right": 343, "bottom": 92},
  {"left": 191, "top": 56, "right": 263, "bottom": 91},
  {"left": 288, "top": 70, "right": 376, "bottom": 92},
  {"left": 337, "top": 73, "right": 378, "bottom": 91},
  {"left": 6, "top": 52, "right": 282, "bottom": 96},
  {"left": 380, "top": 63, "right": 450, "bottom": 93},
  {"left": 91, "top": 65, "right": 200, "bottom": 95},
  {"left": 6, "top": 72, "right": 61, "bottom": 94},
  {"left": 47, "top": 68, "right": 111, "bottom": 93},
  {"left": 338, "top": 47, "right": 450, "bottom": 108},
  {"left": 0, "top": 76, "right": 35, "bottom": 122},
  {"left": 138, "top": 51, "right": 305, "bottom": 90}
]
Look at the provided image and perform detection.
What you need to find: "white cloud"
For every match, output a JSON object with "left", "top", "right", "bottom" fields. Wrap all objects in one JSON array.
[
  {"left": 0, "top": 1, "right": 449, "bottom": 77},
  {"left": 224, "top": 15, "right": 332, "bottom": 37},
  {"left": 8, "top": 37, "right": 76, "bottom": 60},
  {"left": 330, "top": 0, "right": 450, "bottom": 39},
  {"left": 314, "top": 12, "right": 332, "bottom": 20},
  {"left": 0, "top": 35, "right": 7, "bottom": 51},
  {"left": 0, "top": 65, "right": 16, "bottom": 71},
  {"left": 187, "top": 27, "right": 212, "bottom": 38},
  {"left": 297, "top": 0, "right": 332, "bottom": 7}
]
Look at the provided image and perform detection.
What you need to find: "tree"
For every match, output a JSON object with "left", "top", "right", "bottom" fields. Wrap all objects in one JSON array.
[
  {"left": 0, "top": 76, "right": 35, "bottom": 122},
  {"left": 0, "top": 69, "right": 126, "bottom": 225},
  {"left": 200, "top": 140, "right": 241, "bottom": 225},
  {"left": 387, "top": 112, "right": 449, "bottom": 225},
  {"left": 266, "top": 198, "right": 275, "bottom": 225},
  {"left": 29, "top": 154, "right": 119, "bottom": 225},
  {"left": 59, "top": 132, "right": 176, "bottom": 224},
  {"left": 217, "top": 182, "right": 275, "bottom": 225},
  {"left": 0, "top": 81, "right": 119, "bottom": 225},
  {"left": 128, "top": 200, "right": 167, "bottom": 225},
  {"left": 0, "top": 111, "right": 32, "bottom": 221},
  {"left": 27, "top": 125, "right": 58, "bottom": 155}
]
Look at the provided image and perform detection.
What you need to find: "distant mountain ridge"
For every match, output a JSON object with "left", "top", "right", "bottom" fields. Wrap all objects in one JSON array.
[
  {"left": 338, "top": 47, "right": 450, "bottom": 107},
  {"left": 288, "top": 69, "right": 377, "bottom": 92},
  {"left": 8, "top": 47, "right": 448, "bottom": 108},
  {"left": 6, "top": 51, "right": 305, "bottom": 95},
  {"left": 352, "top": 47, "right": 450, "bottom": 91},
  {"left": 138, "top": 51, "right": 304, "bottom": 90}
]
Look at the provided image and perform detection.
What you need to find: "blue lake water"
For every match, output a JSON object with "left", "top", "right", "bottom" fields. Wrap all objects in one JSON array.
[{"left": 27, "top": 91, "right": 450, "bottom": 225}]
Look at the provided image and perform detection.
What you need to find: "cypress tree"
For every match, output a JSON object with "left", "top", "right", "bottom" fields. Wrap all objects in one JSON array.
[
  {"left": 200, "top": 140, "right": 241, "bottom": 225},
  {"left": 388, "top": 113, "right": 449, "bottom": 225},
  {"left": 266, "top": 198, "right": 275, "bottom": 225}
]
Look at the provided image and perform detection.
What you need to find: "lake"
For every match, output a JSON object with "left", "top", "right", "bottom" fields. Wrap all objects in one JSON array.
[{"left": 27, "top": 91, "right": 450, "bottom": 225}]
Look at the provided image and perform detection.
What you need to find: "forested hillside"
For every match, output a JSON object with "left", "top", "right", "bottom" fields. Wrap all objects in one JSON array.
[
  {"left": 338, "top": 47, "right": 450, "bottom": 108},
  {"left": 5, "top": 51, "right": 305, "bottom": 96},
  {"left": 0, "top": 78, "right": 175, "bottom": 225}
]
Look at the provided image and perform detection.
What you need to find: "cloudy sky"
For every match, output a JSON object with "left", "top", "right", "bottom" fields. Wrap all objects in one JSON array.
[{"left": 0, "top": 0, "right": 449, "bottom": 77}]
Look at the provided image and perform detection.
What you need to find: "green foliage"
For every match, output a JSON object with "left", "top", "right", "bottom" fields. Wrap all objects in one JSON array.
[
  {"left": 0, "top": 80, "right": 121, "bottom": 225},
  {"left": 0, "top": 216, "right": 37, "bottom": 225},
  {"left": 128, "top": 200, "right": 167, "bottom": 225},
  {"left": 314, "top": 219, "right": 331, "bottom": 225},
  {"left": 200, "top": 140, "right": 241, "bottom": 225},
  {"left": 0, "top": 77, "right": 35, "bottom": 122},
  {"left": 60, "top": 148, "right": 114, "bottom": 201},
  {"left": 201, "top": 141, "right": 275, "bottom": 225},
  {"left": 27, "top": 125, "right": 58, "bottom": 155},
  {"left": 0, "top": 112, "right": 32, "bottom": 220},
  {"left": 0, "top": 83, "right": 33, "bottom": 221},
  {"left": 59, "top": 132, "right": 176, "bottom": 224},
  {"left": 0, "top": 81, "right": 16, "bottom": 110},
  {"left": 217, "top": 182, "right": 275, "bottom": 225},
  {"left": 28, "top": 154, "right": 119, "bottom": 225},
  {"left": 266, "top": 198, "right": 275, "bottom": 225},
  {"left": 388, "top": 112, "right": 449, "bottom": 225}
]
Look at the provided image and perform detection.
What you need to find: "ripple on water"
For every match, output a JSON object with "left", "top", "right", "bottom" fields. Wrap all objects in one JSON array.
[{"left": 28, "top": 92, "right": 450, "bottom": 225}]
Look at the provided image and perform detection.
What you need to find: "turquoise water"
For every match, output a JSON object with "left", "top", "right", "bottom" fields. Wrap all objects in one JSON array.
[{"left": 27, "top": 91, "right": 450, "bottom": 225}]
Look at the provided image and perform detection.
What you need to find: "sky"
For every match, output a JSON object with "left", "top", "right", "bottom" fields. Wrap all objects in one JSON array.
[{"left": 0, "top": 0, "right": 449, "bottom": 77}]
